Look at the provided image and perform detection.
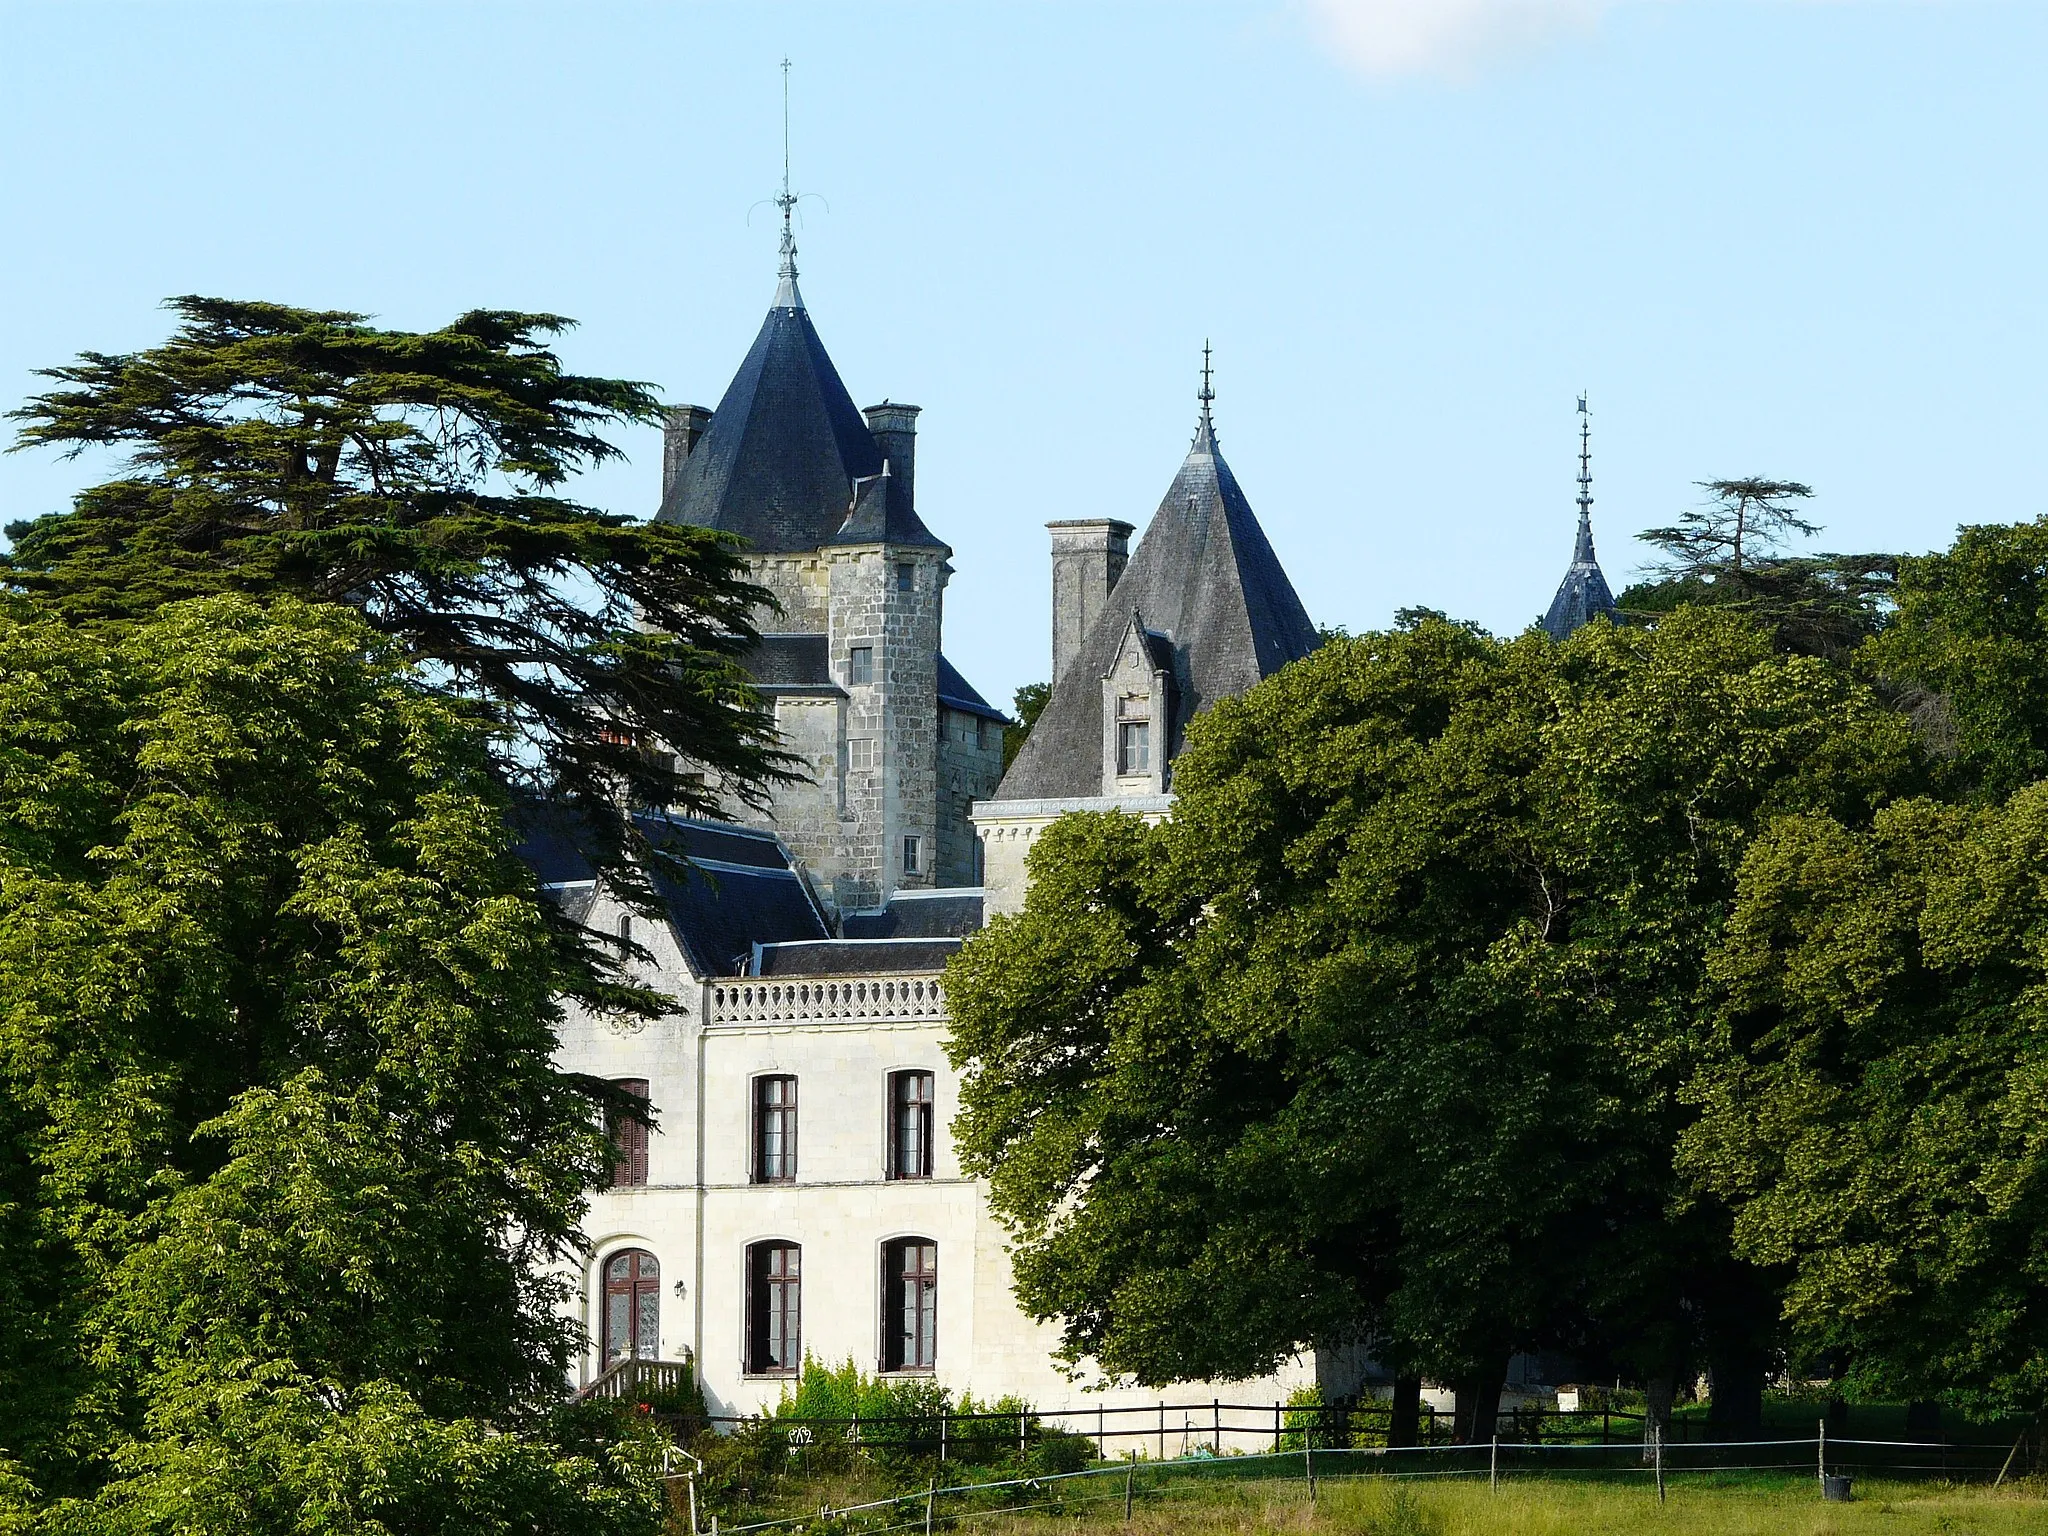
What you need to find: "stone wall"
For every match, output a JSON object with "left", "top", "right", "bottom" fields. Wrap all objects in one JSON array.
[
  {"left": 752, "top": 694, "right": 851, "bottom": 900},
  {"left": 745, "top": 553, "right": 832, "bottom": 632},
  {"left": 828, "top": 544, "right": 945, "bottom": 912},
  {"left": 937, "top": 709, "right": 1005, "bottom": 887}
]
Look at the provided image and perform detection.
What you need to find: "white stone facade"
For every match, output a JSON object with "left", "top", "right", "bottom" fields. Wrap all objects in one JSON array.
[{"left": 556, "top": 887, "right": 1312, "bottom": 1419}]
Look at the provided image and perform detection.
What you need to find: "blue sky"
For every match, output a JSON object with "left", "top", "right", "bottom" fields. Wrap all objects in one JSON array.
[{"left": 2, "top": 1, "right": 2042, "bottom": 709}]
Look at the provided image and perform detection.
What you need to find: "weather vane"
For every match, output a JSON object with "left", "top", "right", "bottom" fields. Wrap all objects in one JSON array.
[
  {"left": 777, "top": 58, "right": 799, "bottom": 286},
  {"left": 1576, "top": 392, "right": 1593, "bottom": 527},
  {"left": 1199, "top": 339, "right": 1215, "bottom": 429}
]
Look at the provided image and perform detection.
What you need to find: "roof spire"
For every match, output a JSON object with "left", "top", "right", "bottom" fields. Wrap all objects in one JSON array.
[
  {"left": 1540, "top": 392, "right": 1618, "bottom": 640},
  {"left": 1574, "top": 392, "right": 1596, "bottom": 564},
  {"left": 1192, "top": 339, "right": 1219, "bottom": 453},
  {"left": 773, "top": 58, "right": 803, "bottom": 309}
]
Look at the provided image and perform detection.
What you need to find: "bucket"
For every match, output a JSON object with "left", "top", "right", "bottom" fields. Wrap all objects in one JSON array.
[{"left": 1822, "top": 1475, "right": 1853, "bottom": 1503}]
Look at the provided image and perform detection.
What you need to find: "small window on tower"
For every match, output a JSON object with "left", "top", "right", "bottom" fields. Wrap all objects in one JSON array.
[
  {"left": 849, "top": 647, "right": 874, "bottom": 686},
  {"left": 1118, "top": 721, "right": 1151, "bottom": 776},
  {"left": 896, "top": 562, "right": 915, "bottom": 593},
  {"left": 902, "top": 836, "right": 922, "bottom": 875},
  {"left": 849, "top": 738, "right": 879, "bottom": 772}
]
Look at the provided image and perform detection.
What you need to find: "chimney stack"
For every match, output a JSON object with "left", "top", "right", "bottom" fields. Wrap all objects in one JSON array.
[
  {"left": 662, "top": 405, "right": 713, "bottom": 502},
  {"left": 1047, "top": 519, "right": 1135, "bottom": 684},
  {"left": 863, "top": 402, "right": 920, "bottom": 514}
]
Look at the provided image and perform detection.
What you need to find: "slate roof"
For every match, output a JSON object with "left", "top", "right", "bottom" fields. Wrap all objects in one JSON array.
[
  {"left": 752, "top": 938, "right": 962, "bottom": 976},
  {"left": 842, "top": 889, "right": 985, "bottom": 939},
  {"left": 992, "top": 408, "right": 1319, "bottom": 801},
  {"left": 937, "top": 655, "right": 1008, "bottom": 723},
  {"left": 743, "top": 633, "right": 839, "bottom": 692},
  {"left": 655, "top": 281, "right": 887, "bottom": 552},
  {"left": 515, "top": 807, "right": 829, "bottom": 978},
  {"left": 827, "top": 463, "right": 947, "bottom": 550},
  {"left": 1540, "top": 513, "right": 1618, "bottom": 641}
]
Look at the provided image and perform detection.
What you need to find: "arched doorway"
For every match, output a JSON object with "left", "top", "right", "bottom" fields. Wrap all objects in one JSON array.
[{"left": 602, "top": 1248, "right": 660, "bottom": 1363}]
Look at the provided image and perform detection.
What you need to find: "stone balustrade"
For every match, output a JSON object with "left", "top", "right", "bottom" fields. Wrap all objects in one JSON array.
[{"left": 708, "top": 974, "right": 947, "bottom": 1027}]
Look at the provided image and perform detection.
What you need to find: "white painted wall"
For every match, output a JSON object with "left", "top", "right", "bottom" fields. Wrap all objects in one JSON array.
[{"left": 554, "top": 889, "right": 1313, "bottom": 1428}]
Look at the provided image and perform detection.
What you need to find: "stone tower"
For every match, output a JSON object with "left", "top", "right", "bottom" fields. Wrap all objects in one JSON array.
[{"left": 654, "top": 267, "right": 1004, "bottom": 916}]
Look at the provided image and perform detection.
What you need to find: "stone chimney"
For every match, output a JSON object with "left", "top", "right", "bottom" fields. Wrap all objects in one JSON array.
[
  {"left": 863, "top": 402, "right": 920, "bottom": 514},
  {"left": 1047, "top": 519, "right": 1135, "bottom": 684},
  {"left": 662, "top": 405, "right": 713, "bottom": 502}
]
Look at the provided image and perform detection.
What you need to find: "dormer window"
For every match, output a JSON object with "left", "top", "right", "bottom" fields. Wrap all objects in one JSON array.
[
  {"left": 1118, "top": 721, "right": 1151, "bottom": 775},
  {"left": 1116, "top": 692, "right": 1151, "bottom": 776}
]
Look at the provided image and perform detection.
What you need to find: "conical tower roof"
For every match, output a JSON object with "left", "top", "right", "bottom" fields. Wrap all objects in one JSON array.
[
  {"left": 655, "top": 281, "right": 888, "bottom": 551},
  {"left": 994, "top": 400, "right": 1319, "bottom": 801},
  {"left": 1540, "top": 512, "right": 1617, "bottom": 640}
]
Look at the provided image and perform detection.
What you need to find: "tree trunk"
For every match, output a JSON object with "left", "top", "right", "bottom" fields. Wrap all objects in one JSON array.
[
  {"left": 1644, "top": 1371, "right": 1675, "bottom": 1436},
  {"left": 1387, "top": 1376, "right": 1422, "bottom": 1448},
  {"left": 1904, "top": 1400, "right": 1941, "bottom": 1442},
  {"left": 1452, "top": 1353, "right": 1510, "bottom": 1444},
  {"left": 1642, "top": 1370, "right": 1676, "bottom": 1462},
  {"left": 1704, "top": 1345, "right": 1766, "bottom": 1440}
]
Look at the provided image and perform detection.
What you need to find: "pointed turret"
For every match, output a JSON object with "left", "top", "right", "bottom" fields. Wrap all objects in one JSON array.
[
  {"left": 994, "top": 355, "right": 1318, "bottom": 800},
  {"left": 1540, "top": 396, "right": 1618, "bottom": 640},
  {"left": 654, "top": 286, "right": 887, "bottom": 550}
]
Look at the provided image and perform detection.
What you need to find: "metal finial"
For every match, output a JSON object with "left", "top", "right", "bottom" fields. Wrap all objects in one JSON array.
[
  {"left": 1576, "top": 392, "right": 1593, "bottom": 524},
  {"left": 1198, "top": 340, "right": 1215, "bottom": 429},
  {"left": 776, "top": 58, "right": 799, "bottom": 288}
]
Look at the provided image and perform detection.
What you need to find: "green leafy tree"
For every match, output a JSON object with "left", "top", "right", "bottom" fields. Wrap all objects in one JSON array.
[
  {"left": 4, "top": 296, "right": 792, "bottom": 894},
  {"left": 1862, "top": 516, "right": 2048, "bottom": 800},
  {"left": 0, "top": 595, "right": 662, "bottom": 1531},
  {"left": 946, "top": 611, "right": 1921, "bottom": 1436},
  {"left": 1001, "top": 681, "right": 1050, "bottom": 773},
  {"left": 1682, "top": 788, "right": 2048, "bottom": 1419}
]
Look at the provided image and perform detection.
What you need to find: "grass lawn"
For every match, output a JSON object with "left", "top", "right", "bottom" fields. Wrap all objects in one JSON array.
[{"left": 955, "top": 1474, "right": 2048, "bottom": 1535}]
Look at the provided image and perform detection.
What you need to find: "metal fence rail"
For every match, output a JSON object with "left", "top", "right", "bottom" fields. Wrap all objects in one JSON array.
[
  {"left": 688, "top": 1430, "right": 2038, "bottom": 1536},
  {"left": 701, "top": 1398, "right": 1680, "bottom": 1461}
]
